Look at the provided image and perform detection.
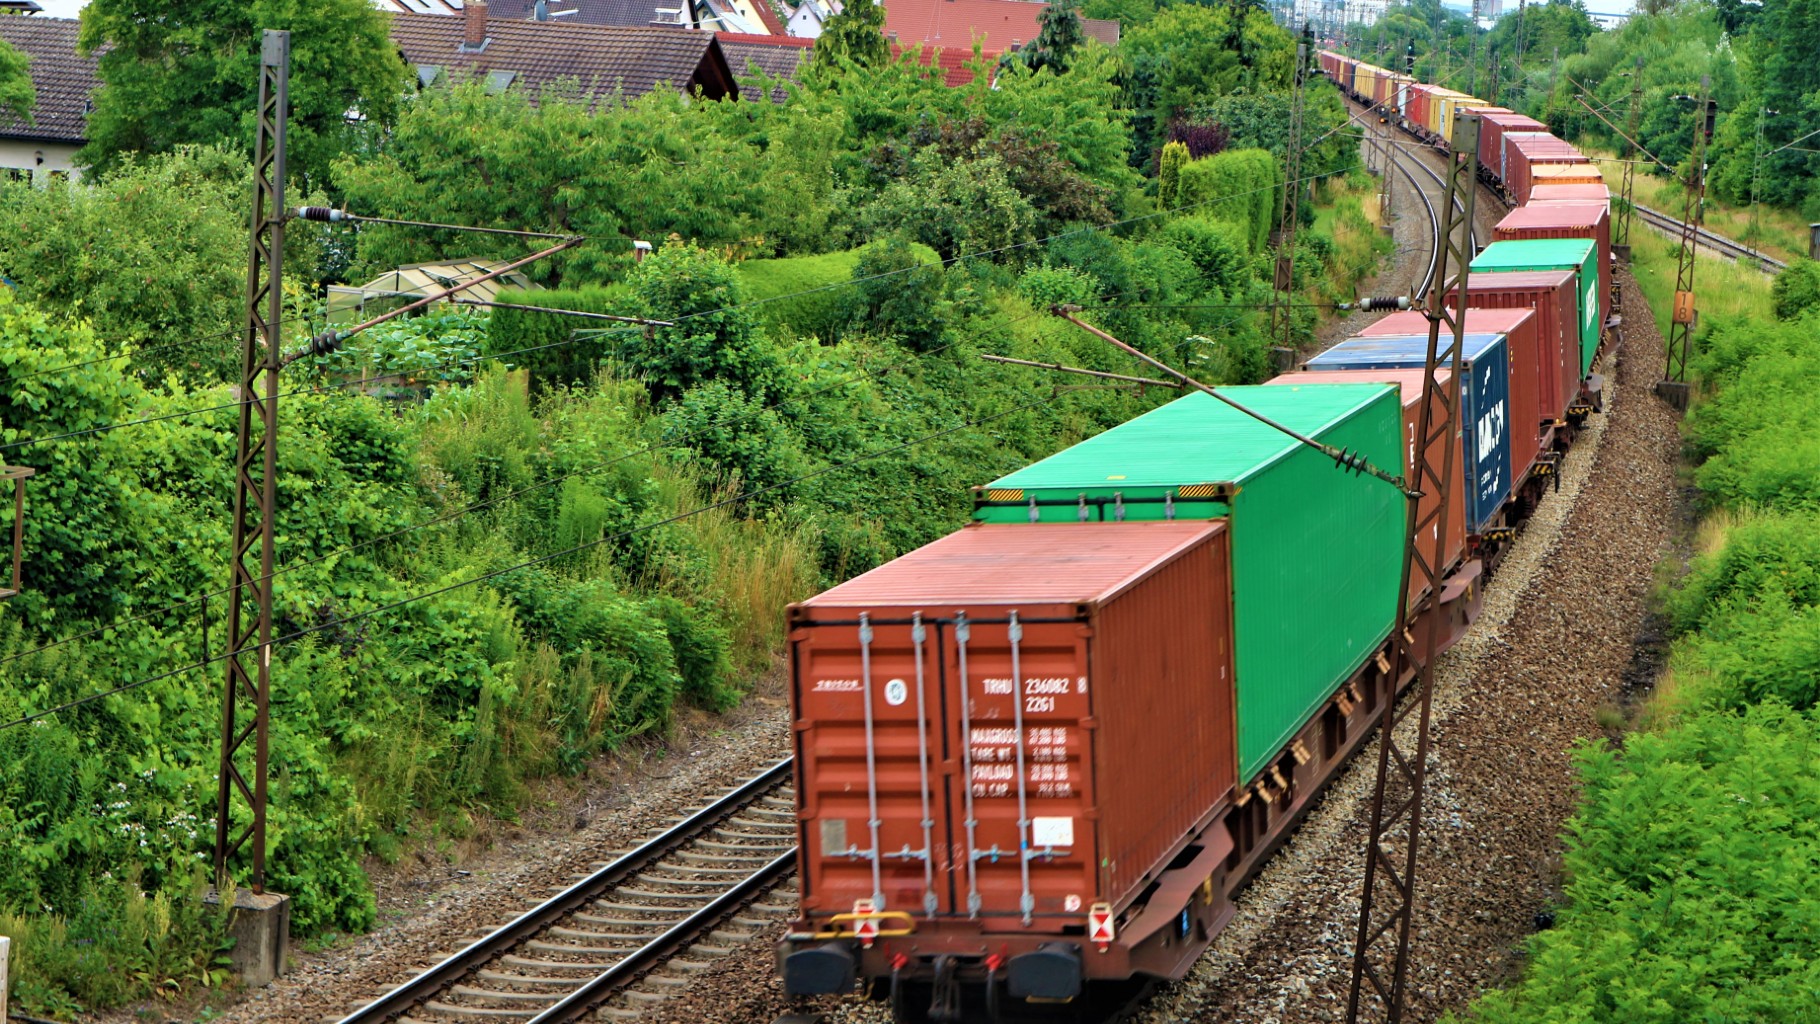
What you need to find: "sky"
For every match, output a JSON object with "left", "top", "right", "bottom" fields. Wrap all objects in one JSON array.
[{"left": 35, "top": 0, "right": 87, "bottom": 17}]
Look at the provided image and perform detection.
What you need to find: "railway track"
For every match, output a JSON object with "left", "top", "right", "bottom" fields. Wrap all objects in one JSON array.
[
  {"left": 336, "top": 760, "right": 797, "bottom": 1024},
  {"left": 1347, "top": 103, "right": 1477, "bottom": 300},
  {"left": 1632, "top": 202, "right": 1788, "bottom": 272}
]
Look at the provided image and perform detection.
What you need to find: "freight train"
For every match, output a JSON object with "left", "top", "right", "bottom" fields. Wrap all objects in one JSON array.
[{"left": 771, "top": 49, "right": 1617, "bottom": 1024}]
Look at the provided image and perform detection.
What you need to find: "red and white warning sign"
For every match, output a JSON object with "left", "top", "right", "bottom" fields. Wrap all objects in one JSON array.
[
  {"left": 853, "top": 899, "right": 879, "bottom": 947},
  {"left": 1087, "top": 901, "right": 1115, "bottom": 947}
]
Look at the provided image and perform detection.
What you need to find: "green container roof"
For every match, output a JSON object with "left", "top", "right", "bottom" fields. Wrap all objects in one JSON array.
[
  {"left": 986, "top": 384, "right": 1394, "bottom": 490},
  {"left": 1470, "top": 237, "right": 1595, "bottom": 270}
]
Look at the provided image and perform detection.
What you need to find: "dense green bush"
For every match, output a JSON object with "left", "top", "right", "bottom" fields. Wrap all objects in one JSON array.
[
  {"left": 851, "top": 236, "right": 949, "bottom": 351},
  {"left": 737, "top": 248, "right": 864, "bottom": 341},
  {"left": 1176, "top": 148, "right": 1282, "bottom": 254},
  {"left": 486, "top": 287, "right": 636, "bottom": 386},
  {"left": 1771, "top": 258, "right": 1820, "bottom": 321},
  {"left": 1463, "top": 703, "right": 1820, "bottom": 1024}
]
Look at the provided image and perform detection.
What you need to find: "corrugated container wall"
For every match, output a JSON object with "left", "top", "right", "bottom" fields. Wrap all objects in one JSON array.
[
  {"left": 1528, "top": 183, "right": 1611, "bottom": 202},
  {"left": 1305, "top": 336, "right": 1513, "bottom": 534},
  {"left": 790, "top": 522, "right": 1238, "bottom": 925},
  {"left": 1480, "top": 112, "right": 1547, "bottom": 182},
  {"left": 1494, "top": 201, "right": 1612, "bottom": 357},
  {"left": 1264, "top": 368, "right": 1467, "bottom": 605},
  {"left": 972, "top": 385, "right": 1405, "bottom": 782},
  {"left": 1471, "top": 238, "right": 1602, "bottom": 377},
  {"left": 1447, "top": 270, "right": 1581, "bottom": 422},
  {"left": 1353, "top": 308, "right": 1549, "bottom": 463}
]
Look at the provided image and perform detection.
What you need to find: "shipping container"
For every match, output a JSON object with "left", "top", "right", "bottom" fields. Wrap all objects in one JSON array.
[
  {"left": 1528, "top": 183, "right": 1611, "bottom": 202},
  {"left": 790, "top": 521, "right": 1236, "bottom": 928},
  {"left": 1405, "top": 84, "right": 1434, "bottom": 136},
  {"left": 1351, "top": 308, "right": 1547, "bottom": 472},
  {"left": 972, "top": 385, "right": 1405, "bottom": 782},
  {"left": 1493, "top": 201, "right": 1613, "bottom": 351},
  {"left": 1532, "top": 162, "right": 1604, "bottom": 192},
  {"left": 1446, "top": 270, "right": 1581, "bottom": 422},
  {"left": 1478, "top": 112, "right": 1547, "bottom": 184},
  {"left": 1471, "top": 238, "right": 1603, "bottom": 377},
  {"left": 1304, "top": 335, "right": 1513, "bottom": 534},
  {"left": 1504, "top": 133, "right": 1593, "bottom": 204},
  {"left": 1432, "top": 90, "right": 1487, "bottom": 146},
  {"left": 1264, "top": 368, "right": 1467, "bottom": 606}
]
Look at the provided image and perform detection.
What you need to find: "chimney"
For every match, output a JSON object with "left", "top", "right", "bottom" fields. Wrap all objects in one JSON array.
[{"left": 464, "top": 0, "right": 489, "bottom": 48}]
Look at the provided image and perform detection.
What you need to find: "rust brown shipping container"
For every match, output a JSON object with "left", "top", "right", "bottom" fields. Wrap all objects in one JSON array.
[
  {"left": 1493, "top": 201, "right": 1613, "bottom": 336},
  {"left": 1264, "top": 367, "right": 1466, "bottom": 604},
  {"left": 1447, "top": 269, "right": 1582, "bottom": 420},
  {"left": 788, "top": 520, "right": 1237, "bottom": 937},
  {"left": 1354, "top": 307, "right": 1548, "bottom": 483}
]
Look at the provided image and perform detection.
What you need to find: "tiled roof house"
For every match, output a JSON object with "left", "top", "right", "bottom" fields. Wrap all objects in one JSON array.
[
  {"left": 883, "top": 0, "right": 1117, "bottom": 52},
  {"left": 0, "top": 16, "right": 98, "bottom": 181},
  {"left": 375, "top": 0, "right": 788, "bottom": 37},
  {"left": 390, "top": 6, "right": 741, "bottom": 102}
]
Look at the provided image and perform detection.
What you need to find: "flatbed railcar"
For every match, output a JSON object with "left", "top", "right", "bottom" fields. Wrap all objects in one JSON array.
[{"left": 770, "top": 50, "right": 1619, "bottom": 1023}]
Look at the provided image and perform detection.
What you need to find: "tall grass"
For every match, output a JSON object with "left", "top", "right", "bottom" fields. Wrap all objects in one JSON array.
[
  {"left": 1587, "top": 146, "right": 1809, "bottom": 264},
  {"left": 1627, "top": 230, "right": 1775, "bottom": 339}
]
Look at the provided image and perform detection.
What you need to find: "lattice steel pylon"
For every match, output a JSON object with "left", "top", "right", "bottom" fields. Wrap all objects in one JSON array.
[
  {"left": 1659, "top": 75, "right": 1714, "bottom": 405},
  {"left": 1345, "top": 112, "right": 1481, "bottom": 1024},
  {"left": 1273, "top": 31, "right": 1313, "bottom": 353},
  {"left": 1613, "top": 57, "right": 1644, "bottom": 253},
  {"left": 214, "top": 30, "right": 290, "bottom": 895}
]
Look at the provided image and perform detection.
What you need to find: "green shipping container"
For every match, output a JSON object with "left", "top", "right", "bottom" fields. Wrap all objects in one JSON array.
[
  {"left": 973, "top": 385, "right": 1406, "bottom": 782},
  {"left": 1470, "top": 238, "right": 1600, "bottom": 377}
]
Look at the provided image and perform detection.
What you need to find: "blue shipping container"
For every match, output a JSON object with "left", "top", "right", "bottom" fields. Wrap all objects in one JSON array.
[{"left": 1305, "top": 333, "right": 1513, "bottom": 533}]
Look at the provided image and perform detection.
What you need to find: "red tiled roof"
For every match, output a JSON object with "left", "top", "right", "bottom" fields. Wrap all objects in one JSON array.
[
  {"left": 748, "top": 1, "right": 788, "bottom": 35},
  {"left": 884, "top": 0, "right": 1038, "bottom": 52},
  {"left": 389, "top": 11, "right": 737, "bottom": 101},
  {"left": 883, "top": 0, "right": 1114, "bottom": 53},
  {"left": 890, "top": 41, "right": 996, "bottom": 88},
  {"left": 0, "top": 16, "right": 98, "bottom": 144}
]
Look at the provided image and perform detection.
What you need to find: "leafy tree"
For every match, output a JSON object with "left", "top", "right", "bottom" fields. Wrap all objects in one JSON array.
[
  {"left": 0, "top": 36, "right": 31, "bottom": 124},
  {"left": 1122, "top": 5, "right": 1295, "bottom": 161},
  {"left": 77, "top": 0, "right": 408, "bottom": 184},
  {"left": 809, "top": 0, "right": 890, "bottom": 76},
  {"left": 1022, "top": 0, "right": 1086, "bottom": 75},
  {"left": 0, "top": 147, "right": 249, "bottom": 373},
  {"left": 623, "top": 241, "right": 782, "bottom": 402},
  {"left": 852, "top": 234, "right": 949, "bottom": 351},
  {"left": 1158, "top": 140, "right": 1190, "bottom": 210},
  {"left": 862, "top": 151, "right": 1037, "bottom": 261}
]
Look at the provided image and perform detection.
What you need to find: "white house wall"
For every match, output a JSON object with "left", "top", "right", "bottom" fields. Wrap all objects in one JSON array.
[{"left": 0, "top": 139, "right": 82, "bottom": 182}]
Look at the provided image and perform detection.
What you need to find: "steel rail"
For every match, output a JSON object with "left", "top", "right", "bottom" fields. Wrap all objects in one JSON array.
[
  {"left": 1633, "top": 202, "right": 1788, "bottom": 272},
  {"left": 334, "top": 758, "right": 795, "bottom": 1024},
  {"left": 1345, "top": 102, "right": 1446, "bottom": 301}
]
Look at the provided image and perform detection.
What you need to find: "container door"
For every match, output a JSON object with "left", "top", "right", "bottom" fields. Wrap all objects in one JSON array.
[
  {"left": 944, "top": 612, "right": 1099, "bottom": 927},
  {"left": 1462, "top": 348, "right": 1513, "bottom": 532},
  {"left": 795, "top": 615, "right": 958, "bottom": 919}
]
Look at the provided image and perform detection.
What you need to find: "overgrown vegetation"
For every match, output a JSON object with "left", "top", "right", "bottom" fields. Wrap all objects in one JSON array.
[
  {"left": 0, "top": 3, "right": 1390, "bottom": 1013},
  {"left": 1451, "top": 255, "right": 1820, "bottom": 1023}
]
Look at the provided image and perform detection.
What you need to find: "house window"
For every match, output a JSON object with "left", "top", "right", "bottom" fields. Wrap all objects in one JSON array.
[
  {"left": 2, "top": 168, "right": 26, "bottom": 183},
  {"left": 485, "top": 70, "right": 518, "bottom": 94}
]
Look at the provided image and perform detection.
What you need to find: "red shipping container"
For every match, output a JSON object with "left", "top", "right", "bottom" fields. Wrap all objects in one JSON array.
[
  {"left": 1405, "top": 84, "right": 1434, "bottom": 134},
  {"left": 1446, "top": 270, "right": 1581, "bottom": 422},
  {"left": 1494, "top": 201, "right": 1613, "bottom": 331},
  {"left": 790, "top": 521, "right": 1236, "bottom": 927},
  {"left": 1529, "top": 183, "right": 1610, "bottom": 202},
  {"left": 1478, "top": 112, "right": 1547, "bottom": 184},
  {"left": 1354, "top": 308, "right": 1546, "bottom": 482},
  {"left": 1504, "top": 133, "right": 1590, "bottom": 203},
  {"left": 1265, "top": 367, "right": 1466, "bottom": 603}
]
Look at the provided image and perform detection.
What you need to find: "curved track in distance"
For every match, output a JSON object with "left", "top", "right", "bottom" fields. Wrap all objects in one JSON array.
[{"left": 1632, "top": 202, "right": 1788, "bottom": 272}]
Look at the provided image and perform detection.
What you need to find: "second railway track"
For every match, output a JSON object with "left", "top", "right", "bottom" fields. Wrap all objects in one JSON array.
[{"left": 336, "top": 760, "right": 798, "bottom": 1024}]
